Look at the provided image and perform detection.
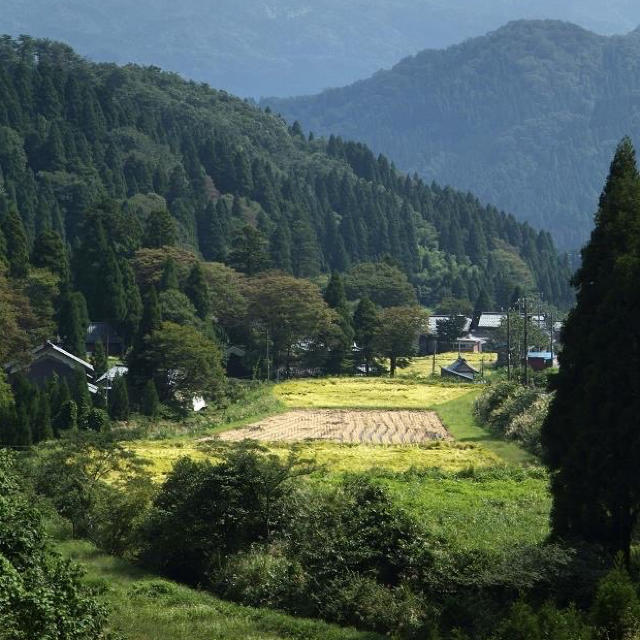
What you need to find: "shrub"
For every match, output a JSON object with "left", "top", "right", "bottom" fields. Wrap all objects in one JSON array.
[
  {"left": 590, "top": 564, "right": 640, "bottom": 639},
  {"left": 506, "top": 394, "right": 552, "bottom": 455},
  {"left": 474, "top": 381, "right": 518, "bottom": 424},
  {"left": 488, "top": 386, "right": 540, "bottom": 436},
  {"left": 84, "top": 407, "right": 110, "bottom": 432}
]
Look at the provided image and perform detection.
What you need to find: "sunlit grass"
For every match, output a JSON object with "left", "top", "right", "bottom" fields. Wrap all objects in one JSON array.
[{"left": 274, "top": 376, "right": 472, "bottom": 409}]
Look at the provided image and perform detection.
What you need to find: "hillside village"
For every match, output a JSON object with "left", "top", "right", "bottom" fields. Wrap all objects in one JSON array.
[{"left": 1, "top": 27, "right": 640, "bottom": 640}]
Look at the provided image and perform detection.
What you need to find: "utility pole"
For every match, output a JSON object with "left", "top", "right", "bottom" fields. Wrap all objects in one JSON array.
[
  {"left": 549, "top": 311, "right": 554, "bottom": 363},
  {"left": 523, "top": 296, "right": 529, "bottom": 386},
  {"left": 266, "top": 329, "right": 270, "bottom": 381},
  {"left": 431, "top": 339, "right": 437, "bottom": 376},
  {"left": 506, "top": 310, "right": 511, "bottom": 380}
]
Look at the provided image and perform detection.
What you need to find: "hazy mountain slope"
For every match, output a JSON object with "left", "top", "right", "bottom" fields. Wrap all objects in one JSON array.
[
  {"left": 264, "top": 20, "right": 640, "bottom": 248},
  {"left": 0, "top": 36, "right": 573, "bottom": 309},
  {"left": 3, "top": 1, "right": 640, "bottom": 98}
]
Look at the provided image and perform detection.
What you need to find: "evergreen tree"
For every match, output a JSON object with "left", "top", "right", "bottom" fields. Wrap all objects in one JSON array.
[
  {"left": 31, "top": 229, "right": 68, "bottom": 277},
  {"left": 14, "top": 407, "right": 32, "bottom": 447},
  {"left": 71, "top": 366, "right": 91, "bottom": 426},
  {"left": 91, "top": 339, "right": 108, "bottom": 378},
  {"left": 57, "top": 287, "right": 89, "bottom": 357},
  {"left": 141, "top": 378, "right": 160, "bottom": 417},
  {"left": 108, "top": 374, "right": 130, "bottom": 421},
  {"left": 542, "top": 138, "right": 640, "bottom": 561},
  {"left": 160, "top": 258, "right": 179, "bottom": 291},
  {"left": 143, "top": 209, "right": 177, "bottom": 248},
  {"left": 353, "top": 296, "right": 378, "bottom": 375},
  {"left": 472, "top": 288, "right": 492, "bottom": 329},
  {"left": 53, "top": 399, "right": 78, "bottom": 433},
  {"left": 32, "top": 388, "right": 53, "bottom": 442},
  {"left": 2, "top": 205, "right": 29, "bottom": 278},
  {"left": 323, "top": 273, "right": 355, "bottom": 374},
  {"left": 227, "top": 224, "right": 270, "bottom": 275},
  {"left": 184, "top": 262, "right": 210, "bottom": 320}
]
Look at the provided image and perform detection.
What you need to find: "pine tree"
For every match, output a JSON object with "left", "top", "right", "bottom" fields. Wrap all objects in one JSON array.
[
  {"left": 108, "top": 374, "right": 130, "bottom": 421},
  {"left": 353, "top": 296, "right": 378, "bottom": 375},
  {"left": 542, "top": 138, "right": 640, "bottom": 561},
  {"left": 184, "top": 263, "right": 210, "bottom": 320},
  {"left": 53, "top": 399, "right": 78, "bottom": 433},
  {"left": 141, "top": 378, "right": 160, "bottom": 417},
  {"left": 2, "top": 205, "right": 29, "bottom": 278},
  {"left": 91, "top": 340, "right": 108, "bottom": 378}
]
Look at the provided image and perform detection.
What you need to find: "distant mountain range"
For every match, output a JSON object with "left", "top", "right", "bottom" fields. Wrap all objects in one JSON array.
[
  {"left": 3, "top": 1, "right": 640, "bottom": 98},
  {"left": 264, "top": 20, "right": 640, "bottom": 248}
]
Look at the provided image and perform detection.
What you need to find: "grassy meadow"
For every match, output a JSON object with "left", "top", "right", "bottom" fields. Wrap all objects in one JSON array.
[{"left": 59, "top": 539, "right": 380, "bottom": 640}]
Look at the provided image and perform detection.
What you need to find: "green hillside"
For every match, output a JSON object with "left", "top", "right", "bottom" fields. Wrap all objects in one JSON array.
[
  {"left": 0, "top": 36, "right": 572, "bottom": 310},
  {"left": 264, "top": 20, "right": 640, "bottom": 249}
]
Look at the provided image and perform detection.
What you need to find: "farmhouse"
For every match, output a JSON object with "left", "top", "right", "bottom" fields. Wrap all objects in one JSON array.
[
  {"left": 419, "top": 315, "right": 473, "bottom": 355},
  {"left": 526, "top": 351, "right": 557, "bottom": 371},
  {"left": 86, "top": 322, "right": 124, "bottom": 356},
  {"left": 441, "top": 357, "right": 479, "bottom": 382},
  {"left": 5, "top": 341, "right": 94, "bottom": 388}
]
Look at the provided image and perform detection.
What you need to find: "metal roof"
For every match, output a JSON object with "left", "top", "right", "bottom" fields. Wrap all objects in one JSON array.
[
  {"left": 527, "top": 351, "right": 554, "bottom": 360},
  {"left": 477, "top": 312, "right": 506, "bottom": 329}
]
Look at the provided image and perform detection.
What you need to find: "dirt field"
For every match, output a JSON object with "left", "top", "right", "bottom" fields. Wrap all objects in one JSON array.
[{"left": 217, "top": 409, "right": 451, "bottom": 445}]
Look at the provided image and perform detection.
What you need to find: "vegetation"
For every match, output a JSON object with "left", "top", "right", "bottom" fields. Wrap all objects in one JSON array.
[
  {"left": 0, "top": 450, "right": 107, "bottom": 638},
  {"left": 58, "top": 538, "right": 379, "bottom": 640},
  {"left": 543, "top": 138, "right": 640, "bottom": 562},
  {"left": 265, "top": 20, "right": 640, "bottom": 249}
]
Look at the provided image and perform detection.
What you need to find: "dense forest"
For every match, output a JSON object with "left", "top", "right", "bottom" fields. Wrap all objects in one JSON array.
[
  {"left": 5, "top": 1, "right": 640, "bottom": 97},
  {"left": 0, "top": 34, "right": 572, "bottom": 328},
  {"left": 265, "top": 20, "right": 640, "bottom": 249}
]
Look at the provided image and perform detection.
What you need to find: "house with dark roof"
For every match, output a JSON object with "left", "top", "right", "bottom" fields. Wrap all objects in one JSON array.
[
  {"left": 441, "top": 357, "right": 480, "bottom": 382},
  {"left": 86, "top": 322, "right": 124, "bottom": 356},
  {"left": 5, "top": 341, "right": 94, "bottom": 388}
]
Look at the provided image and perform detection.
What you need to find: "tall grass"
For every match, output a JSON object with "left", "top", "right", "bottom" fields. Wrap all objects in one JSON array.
[{"left": 58, "top": 538, "right": 381, "bottom": 640}]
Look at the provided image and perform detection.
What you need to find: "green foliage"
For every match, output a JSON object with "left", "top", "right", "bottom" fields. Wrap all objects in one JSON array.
[
  {"left": 144, "top": 321, "right": 224, "bottom": 406},
  {"left": 91, "top": 340, "right": 108, "bottom": 378},
  {"left": 109, "top": 375, "right": 130, "bottom": 421},
  {"left": 542, "top": 139, "right": 640, "bottom": 559},
  {"left": 143, "top": 209, "right": 177, "bottom": 248},
  {"left": 53, "top": 399, "right": 78, "bottom": 433},
  {"left": 2, "top": 205, "right": 29, "bottom": 278},
  {"left": 184, "top": 262, "right": 210, "bottom": 319},
  {"left": 31, "top": 229, "right": 69, "bottom": 278},
  {"left": 590, "top": 564, "right": 640, "bottom": 639},
  {"left": 344, "top": 262, "right": 417, "bottom": 308},
  {"left": 228, "top": 224, "right": 270, "bottom": 275},
  {"left": 0, "top": 450, "right": 107, "bottom": 638},
  {"left": 140, "top": 379, "right": 160, "bottom": 418},
  {"left": 373, "top": 306, "right": 428, "bottom": 376},
  {"left": 142, "top": 443, "right": 315, "bottom": 584}
]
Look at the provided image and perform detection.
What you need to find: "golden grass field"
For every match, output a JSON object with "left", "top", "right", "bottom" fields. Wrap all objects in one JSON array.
[
  {"left": 399, "top": 352, "right": 497, "bottom": 378},
  {"left": 274, "top": 376, "right": 472, "bottom": 409}
]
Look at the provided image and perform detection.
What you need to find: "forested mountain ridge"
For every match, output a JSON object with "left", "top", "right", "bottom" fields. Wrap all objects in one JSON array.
[
  {"left": 264, "top": 20, "right": 640, "bottom": 249},
  {"left": 0, "top": 36, "right": 572, "bottom": 318},
  {"left": 5, "top": 0, "right": 640, "bottom": 98}
]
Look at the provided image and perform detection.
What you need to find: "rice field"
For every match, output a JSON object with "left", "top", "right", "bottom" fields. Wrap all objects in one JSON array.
[
  {"left": 274, "top": 376, "right": 473, "bottom": 409},
  {"left": 399, "top": 353, "right": 497, "bottom": 378},
  {"left": 217, "top": 409, "right": 451, "bottom": 444}
]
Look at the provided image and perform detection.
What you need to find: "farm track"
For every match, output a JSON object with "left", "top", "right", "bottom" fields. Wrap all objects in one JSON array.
[{"left": 216, "top": 409, "right": 451, "bottom": 444}]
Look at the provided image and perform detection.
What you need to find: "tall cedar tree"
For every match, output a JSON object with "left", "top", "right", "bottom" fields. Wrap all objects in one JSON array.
[
  {"left": 31, "top": 229, "right": 69, "bottom": 278},
  {"left": 184, "top": 262, "right": 210, "bottom": 320},
  {"left": 127, "top": 286, "right": 161, "bottom": 392},
  {"left": 109, "top": 374, "right": 130, "bottom": 421},
  {"left": 542, "top": 138, "right": 640, "bottom": 561},
  {"left": 57, "top": 286, "right": 89, "bottom": 357},
  {"left": 143, "top": 209, "right": 177, "bottom": 248},
  {"left": 353, "top": 296, "right": 378, "bottom": 375},
  {"left": 2, "top": 205, "right": 29, "bottom": 278},
  {"left": 91, "top": 340, "right": 108, "bottom": 378},
  {"left": 159, "top": 258, "right": 179, "bottom": 291},
  {"left": 323, "top": 272, "right": 354, "bottom": 373}
]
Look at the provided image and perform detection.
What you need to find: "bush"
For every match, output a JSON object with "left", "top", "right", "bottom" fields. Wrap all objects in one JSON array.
[
  {"left": 506, "top": 394, "right": 552, "bottom": 455},
  {"left": 84, "top": 407, "right": 110, "bottom": 432},
  {"left": 590, "top": 565, "right": 640, "bottom": 639},
  {"left": 474, "top": 381, "right": 518, "bottom": 424},
  {"left": 488, "top": 386, "right": 541, "bottom": 436}
]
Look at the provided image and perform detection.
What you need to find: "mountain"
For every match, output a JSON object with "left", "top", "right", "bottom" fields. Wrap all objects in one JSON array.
[
  {"left": 3, "top": 1, "right": 640, "bottom": 98},
  {"left": 264, "top": 20, "right": 640, "bottom": 249},
  {"left": 0, "top": 36, "right": 572, "bottom": 311}
]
